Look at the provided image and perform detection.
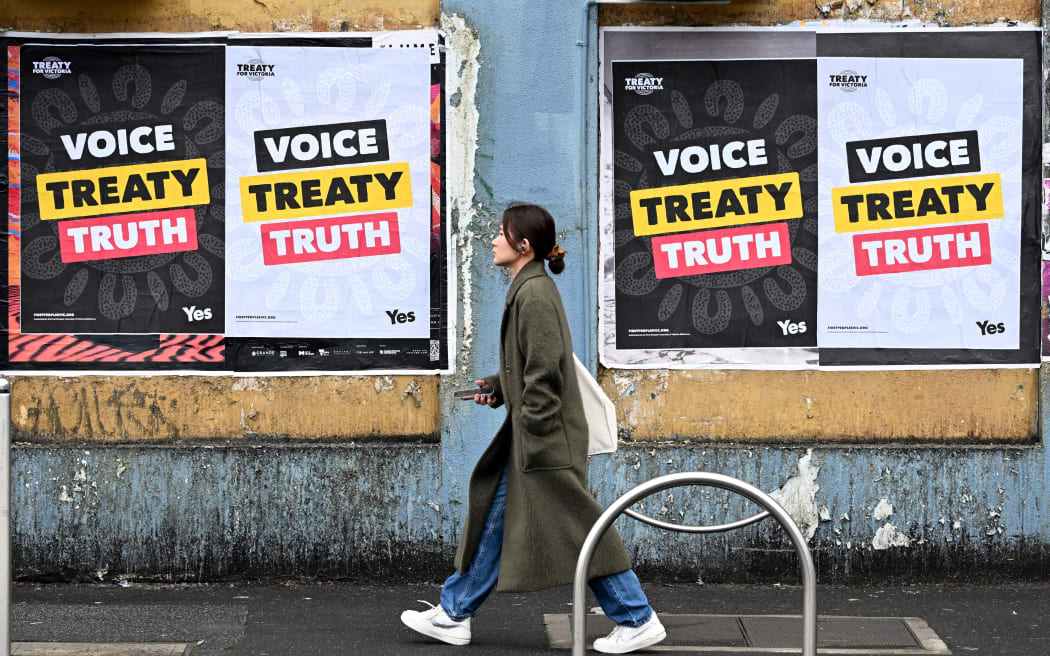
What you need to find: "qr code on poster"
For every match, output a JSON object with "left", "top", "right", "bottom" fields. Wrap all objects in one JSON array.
[{"left": 430, "top": 340, "right": 440, "bottom": 361}]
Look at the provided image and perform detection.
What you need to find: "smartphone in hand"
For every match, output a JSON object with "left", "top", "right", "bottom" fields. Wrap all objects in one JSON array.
[{"left": 453, "top": 384, "right": 492, "bottom": 399}]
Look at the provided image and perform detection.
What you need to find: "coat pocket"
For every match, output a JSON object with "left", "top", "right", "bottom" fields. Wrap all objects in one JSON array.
[{"left": 519, "top": 421, "right": 573, "bottom": 472}]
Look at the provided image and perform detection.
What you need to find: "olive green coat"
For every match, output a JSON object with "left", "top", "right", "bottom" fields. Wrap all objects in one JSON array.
[{"left": 453, "top": 260, "right": 633, "bottom": 592}]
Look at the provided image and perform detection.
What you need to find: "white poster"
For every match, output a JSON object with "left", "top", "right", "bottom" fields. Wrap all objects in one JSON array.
[
  {"left": 225, "top": 45, "right": 432, "bottom": 339},
  {"left": 817, "top": 57, "right": 1023, "bottom": 350}
]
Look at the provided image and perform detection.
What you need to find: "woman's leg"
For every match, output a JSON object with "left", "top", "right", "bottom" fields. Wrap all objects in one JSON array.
[
  {"left": 439, "top": 466, "right": 508, "bottom": 620},
  {"left": 588, "top": 569, "right": 654, "bottom": 627}
]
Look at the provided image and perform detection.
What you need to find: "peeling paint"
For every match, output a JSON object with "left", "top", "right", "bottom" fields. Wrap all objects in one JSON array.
[
  {"left": 597, "top": 368, "right": 1036, "bottom": 442},
  {"left": 11, "top": 376, "right": 439, "bottom": 441},
  {"left": 873, "top": 498, "right": 893, "bottom": 521},
  {"left": 769, "top": 450, "right": 821, "bottom": 541},
  {"left": 441, "top": 12, "right": 482, "bottom": 356},
  {"left": 232, "top": 378, "right": 269, "bottom": 392},
  {"left": 401, "top": 380, "right": 424, "bottom": 407},
  {"left": 872, "top": 523, "right": 912, "bottom": 549}
]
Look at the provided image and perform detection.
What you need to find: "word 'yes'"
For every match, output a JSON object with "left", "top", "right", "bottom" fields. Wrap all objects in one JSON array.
[
  {"left": 976, "top": 320, "right": 1005, "bottom": 335},
  {"left": 182, "top": 306, "right": 213, "bottom": 322},
  {"left": 386, "top": 309, "right": 416, "bottom": 324},
  {"left": 777, "top": 320, "right": 807, "bottom": 336}
]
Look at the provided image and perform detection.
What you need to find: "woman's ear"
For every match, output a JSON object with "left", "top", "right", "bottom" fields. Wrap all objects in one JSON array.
[{"left": 518, "top": 238, "right": 531, "bottom": 254}]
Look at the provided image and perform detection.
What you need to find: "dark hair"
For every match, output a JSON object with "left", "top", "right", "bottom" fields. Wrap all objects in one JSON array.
[{"left": 501, "top": 202, "right": 565, "bottom": 274}]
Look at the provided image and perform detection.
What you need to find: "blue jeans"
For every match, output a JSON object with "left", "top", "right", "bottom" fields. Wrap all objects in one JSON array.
[{"left": 440, "top": 467, "right": 654, "bottom": 627}]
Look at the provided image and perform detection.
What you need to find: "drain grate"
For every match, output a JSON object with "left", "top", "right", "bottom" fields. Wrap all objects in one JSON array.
[
  {"left": 564, "top": 614, "right": 746, "bottom": 647},
  {"left": 543, "top": 614, "right": 951, "bottom": 654},
  {"left": 743, "top": 616, "right": 920, "bottom": 649}
]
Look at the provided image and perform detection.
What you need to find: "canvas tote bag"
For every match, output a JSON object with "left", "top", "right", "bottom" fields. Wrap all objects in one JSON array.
[{"left": 573, "top": 354, "right": 618, "bottom": 455}]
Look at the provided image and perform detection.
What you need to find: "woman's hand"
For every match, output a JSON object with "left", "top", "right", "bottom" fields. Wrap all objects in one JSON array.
[{"left": 473, "top": 379, "right": 499, "bottom": 407}]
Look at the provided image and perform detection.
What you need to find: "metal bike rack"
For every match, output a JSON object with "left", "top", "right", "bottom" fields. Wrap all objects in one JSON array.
[{"left": 572, "top": 472, "right": 816, "bottom": 656}]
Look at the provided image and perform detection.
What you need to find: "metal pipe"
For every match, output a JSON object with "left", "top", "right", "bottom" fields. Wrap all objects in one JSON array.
[
  {"left": 572, "top": 472, "right": 816, "bottom": 656},
  {"left": 0, "top": 377, "right": 10, "bottom": 656},
  {"left": 622, "top": 506, "right": 770, "bottom": 533},
  {"left": 578, "top": 0, "right": 599, "bottom": 371}
]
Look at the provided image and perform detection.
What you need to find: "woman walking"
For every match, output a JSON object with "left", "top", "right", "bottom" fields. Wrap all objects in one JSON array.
[{"left": 401, "top": 202, "right": 665, "bottom": 654}]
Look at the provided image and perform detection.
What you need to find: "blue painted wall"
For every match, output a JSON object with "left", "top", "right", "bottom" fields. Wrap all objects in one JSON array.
[
  {"left": 11, "top": 437, "right": 1048, "bottom": 581},
  {"left": 438, "top": 0, "right": 595, "bottom": 544},
  {"left": 7, "top": 2, "right": 1048, "bottom": 583},
  {"left": 13, "top": 444, "right": 446, "bottom": 580}
]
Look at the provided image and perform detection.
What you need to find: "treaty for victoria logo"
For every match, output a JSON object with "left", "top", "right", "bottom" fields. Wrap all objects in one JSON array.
[
  {"left": 32, "top": 56, "right": 72, "bottom": 80},
  {"left": 625, "top": 72, "right": 664, "bottom": 95},
  {"left": 236, "top": 58, "right": 276, "bottom": 82},
  {"left": 829, "top": 69, "right": 868, "bottom": 92}
]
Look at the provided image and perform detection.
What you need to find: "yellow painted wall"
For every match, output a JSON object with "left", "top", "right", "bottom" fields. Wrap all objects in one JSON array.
[
  {"left": 0, "top": 0, "right": 439, "bottom": 32},
  {"left": 602, "top": 369, "right": 1038, "bottom": 443},
  {"left": 9, "top": 375, "right": 438, "bottom": 441}
]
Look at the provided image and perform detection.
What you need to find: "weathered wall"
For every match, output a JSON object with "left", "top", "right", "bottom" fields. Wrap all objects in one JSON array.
[
  {"left": 1, "top": 0, "right": 454, "bottom": 581},
  {"left": 13, "top": 437, "right": 1048, "bottom": 582},
  {"left": 432, "top": 0, "right": 1050, "bottom": 586},
  {"left": 12, "top": 443, "right": 447, "bottom": 581},
  {"left": 8, "top": 375, "right": 438, "bottom": 442},
  {"left": 604, "top": 369, "right": 1038, "bottom": 443},
  {"left": 0, "top": 0, "right": 1047, "bottom": 584}
]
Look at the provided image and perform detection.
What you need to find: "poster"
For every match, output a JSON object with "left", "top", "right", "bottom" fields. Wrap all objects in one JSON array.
[
  {"left": 222, "top": 33, "right": 449, "bottom": 372},
  {"left": 8, "top": 39, "right": 227, "bottom": 368},
  {"left": 816, "top": 30, "right": 1040, "bottom": 367},
  {"left": 225, "top": 45, "right": 431, "bottom": 340},
  {"left": 3, "top": 32, "right": 448, "bottom": 372},
  {"left": 610, "top": 58, "right": 818, "bottom": 358},
  {"left": 817, "top": 57, "right": 1022, "bottom": 351},
  {"left": 600, "top": 27, "right": 1040, "bottom": 369}
]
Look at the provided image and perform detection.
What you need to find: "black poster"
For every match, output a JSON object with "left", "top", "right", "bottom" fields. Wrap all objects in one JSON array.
[
  {"left": 611, "top": 59, "right": 818, "bottom": 351},
  {"left": 19, "top": 44, "right": 225, "bottom": 335}
]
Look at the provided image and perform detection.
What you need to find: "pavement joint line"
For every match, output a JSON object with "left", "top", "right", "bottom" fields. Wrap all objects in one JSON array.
[
  {"left": 543, "top": 614, "right": 953, "bottom": 655},
  {"left": 11, "top": 643, "right": 193, "bottom": 656}
]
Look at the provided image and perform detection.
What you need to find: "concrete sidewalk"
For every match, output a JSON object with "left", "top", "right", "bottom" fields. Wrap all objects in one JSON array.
[{"left": 9, "top": 581, "right": 1048, "bottom": 655}]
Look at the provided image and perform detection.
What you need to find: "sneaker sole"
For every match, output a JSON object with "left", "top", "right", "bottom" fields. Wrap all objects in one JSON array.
[
  {"left": 400, "top": 611, "right": 471, "bottom": 646},
  {"left": 593, "top": 626, "right": 667, "bottom": 654}
]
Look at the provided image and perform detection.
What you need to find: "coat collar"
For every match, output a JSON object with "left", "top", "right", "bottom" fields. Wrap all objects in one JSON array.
[{"left": 504, "top": 260, "right": 547, "bottom": 308}]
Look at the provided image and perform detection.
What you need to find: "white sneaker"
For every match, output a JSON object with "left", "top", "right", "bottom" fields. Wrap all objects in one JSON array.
[
  {"left": 593, "top": 611, "right": 667, "bottom": 654},
  {"left": 400, "top": 600, "right": 471, "bottom": 646}
]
